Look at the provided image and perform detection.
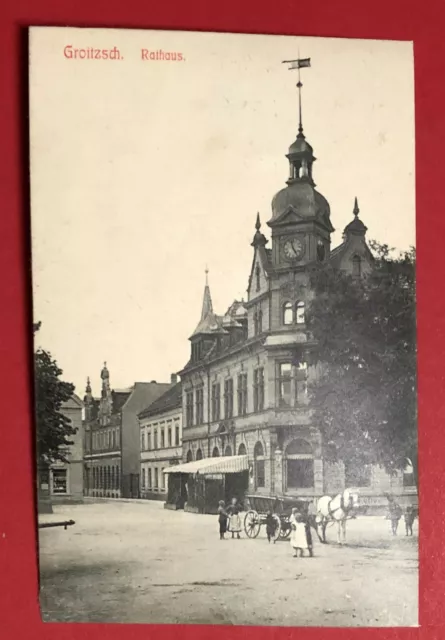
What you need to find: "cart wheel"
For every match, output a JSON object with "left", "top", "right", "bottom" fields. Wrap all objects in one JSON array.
[
  {"left": 244, "top": 510, "right": 261, "bottom": 538},
  {"left": 279, "top": 515, "right": 291, "bottom": 540},
  {"left": 272, "top": 514, "right": 281, "bottom": 541}
]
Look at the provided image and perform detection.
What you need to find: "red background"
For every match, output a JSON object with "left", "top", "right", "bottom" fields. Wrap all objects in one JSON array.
[{"left": 0, "top": 0, "right": 443, "bottom": 639}]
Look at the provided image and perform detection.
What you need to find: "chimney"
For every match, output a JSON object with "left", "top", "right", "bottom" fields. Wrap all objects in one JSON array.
[{"left": 171, "top": 373, "right": 178, "bottom": 384}]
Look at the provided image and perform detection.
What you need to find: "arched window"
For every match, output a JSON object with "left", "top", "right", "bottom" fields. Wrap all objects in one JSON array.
[
  {"left": 186, "top": 450, "right": 193, "bottom": 463},
  {"left": 238, "top": 443, "right": 247, "bottom": 456},
  {"left": 254, "top": 441, "right": 265, "bottom": 488},
  {"left": 256, "top": 265, "right": 261, "bottom": 292},
  {"left": 352, "top": 255, "right": 362, "bottom": 277},
  {"left": 283, "top": 302, "right": 293, "bottom": 325},
  {"left": 403, "top": 458, "right": 416, "bottom": 487},
  {"left": 224, "top": 445, "right": 232, "bottom": 457},
  {"left": 196, "top": 448, "right": 203, "bottom": 461},
  {"left": 285, "top": 439, "right": 314, "bottom": 490},
  {"left": 212, "top": 446, "right": 220, "bottom": 458},
  {"left": 295, "top": 301, "right": 305, "bottom": 325}
]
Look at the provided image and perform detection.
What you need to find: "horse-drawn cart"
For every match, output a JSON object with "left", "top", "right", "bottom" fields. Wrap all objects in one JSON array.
[{"left": 243, "top": 495, "right": 313, "bottom": 541}]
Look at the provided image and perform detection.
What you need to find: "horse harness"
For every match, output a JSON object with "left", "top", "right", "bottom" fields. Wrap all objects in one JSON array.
[{"left": 327, "top": 493, "right": 352, "bottom": 520}]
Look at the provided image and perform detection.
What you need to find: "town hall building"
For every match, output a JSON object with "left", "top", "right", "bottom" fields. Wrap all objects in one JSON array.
[{"left": 177, "top": 82, "right": 415, "bottom": 510}]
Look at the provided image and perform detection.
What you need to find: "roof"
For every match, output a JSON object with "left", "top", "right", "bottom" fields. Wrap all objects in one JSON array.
[
  {"left": 163, "top": 455, "right": 248, "bottom": 475},
  {"left": 138, "top": 382, "right": 182, "bottom": 419},
  {"left": 112, "top": 390, "right": 133, "bottom": 412}
]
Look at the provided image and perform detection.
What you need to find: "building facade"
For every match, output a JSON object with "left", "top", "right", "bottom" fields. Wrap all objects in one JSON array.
[
  {"left": 45, "top": 393, "right": 84, "bottom": 504},
  {"left": 139, "top": 381, "right": 182, "bottom": 501},
  {"left": 178, "top": 95, "right": 416, "bottom": 510},
  {"left": 83, "top": 363, "right": 173, "bottom": 499}
]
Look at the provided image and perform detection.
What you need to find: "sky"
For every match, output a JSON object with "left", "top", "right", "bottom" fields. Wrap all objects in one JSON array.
[{"left": 29, "top": 28, "right": 415, "bottom": 397}]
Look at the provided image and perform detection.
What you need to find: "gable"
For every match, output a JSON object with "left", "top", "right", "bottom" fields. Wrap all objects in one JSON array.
[
  {"left": 247, "top": 249, "right": 268, "bottom": 301},
  {"left": 333, "top": 235, "right": 374, "bottom": 275}
]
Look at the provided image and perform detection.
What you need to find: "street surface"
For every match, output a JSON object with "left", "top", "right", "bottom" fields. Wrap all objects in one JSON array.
[{"left": 38, "top": 500, "right": 418, "bottom": 627}]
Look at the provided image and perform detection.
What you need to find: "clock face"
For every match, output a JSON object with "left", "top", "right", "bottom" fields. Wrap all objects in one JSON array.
[{"left": 283, "top": 237, "right": 305, "bottom": 261}]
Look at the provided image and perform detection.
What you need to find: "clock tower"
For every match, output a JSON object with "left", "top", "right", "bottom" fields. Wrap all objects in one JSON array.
[{"left": 267, "top": 77, "right": 334, "bottom": 272}]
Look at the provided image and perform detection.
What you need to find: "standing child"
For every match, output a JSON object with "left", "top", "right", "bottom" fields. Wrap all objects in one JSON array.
[
  {"left": 289, "top": 508, "right": 308, "bottom": 558},
  {"left": 217, "top": 500, "right": 228, "bottom": 540},
  {"left": 386, "top": 496, "right": 403, "bottom": 536},
  {"left": 404, "top": 505, "right": 417, "bottom": 536},
  {"left": 265, "top": 510, "right": 278, "bottom": 543},
  {"left": 227, "top": 497, "right": 242, "bottom": 539}
]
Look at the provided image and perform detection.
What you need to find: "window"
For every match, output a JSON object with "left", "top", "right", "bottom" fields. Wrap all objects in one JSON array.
[
  {"left": 237, "top": 373, "right": 248, "bottom": 416},
  {"left": 224, "top": 378, "right": 234, "bottom": 419},
  {"left": 111, "top": 467, "right": 115, "bottom": 490},
  {"left": 196, "top": 448, "right": 203, "bottom": 460},
  {"left": 212, "top": 447, "right": 220, "bottom": 457},
  {"left": 224, "top": 445, "right": 233, "bottom": 456},
  {"left": 196, "top": 387, "right": 204, "bottom": 425},
  {"left": 285, "top": 439, "right": 314, "bottom": 489},
  {"left": 211, "top": 382, "right": 221, "bottom": 422},
  {"left": 148, "top": 468, "right": 152, "bottom": 488},
  {"left": 52, "top": 469, "right": 68, "bottom": 495},
  {"left": 296, "top": 361, "right": 308, "bottom": 401},
  {"left": 258, "top": 309, "right": 263, "bottom": 333},
  {"left": 161, "top": 427, "right": 165, "bottom": 449},
  {"left": 186, "top": 391, "right": 194, "bottom": 427},
  {"left": 168, "top": 426, "right": 172, "bottom": 447},
  {"left": 238, "top": 443, "right": 247, "bottom": 456},
  {"left": 256, "top": 265, "right": 261, "bottom": 292},
  {"left": 116, "top": 466, "right": 120, "bottom": 491},
  {"left": 352, "top": 255, "right": 362, "bottom": 277},
  {"left": 112, "top": 430, "right": 116, "bottom": 449},
  {"left": 186, "top": 450, "right": 193, "bottom": 463},
  {"left": 254, "top": 442, "right": 265, "bottom": 488},
  {"left": 141, "top": 468, "right": 146, "bottom": 489},
  {"left": 283, "top": 302, "right": 293, "bottom": 325},
  {"left": 154, "top": 429, "right": 158, "bottom": 449},
  {"left": 403, "top": 459, "right": 416, "bottom": 487},
  {"left": 295, "top": 301, "right": 305, "bottom": 324},
  {"left": 253, "top": 311, "right": 258, "bottom": 336},
  {"left": 278, "top": 363, "right": 292, "bottom": 407},
  {"left": 253, "top": 367, "right": 265, "bottom": 412},
  {"left": 141, "top": 432, "right": 145, "bottom": 451},
  {"left": 154, "top": 468, "right": 159, "bottom": 489},
  {"left": 345, "top": 460, "right": 372, "bottom": 487},
  {"left": 175, "top": 424, "right": 180, "bottom": 446}
]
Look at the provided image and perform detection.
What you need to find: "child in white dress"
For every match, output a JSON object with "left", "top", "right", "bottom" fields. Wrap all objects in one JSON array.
[{"left": 289, "top": 508, "right": 308, "bottom": 558}]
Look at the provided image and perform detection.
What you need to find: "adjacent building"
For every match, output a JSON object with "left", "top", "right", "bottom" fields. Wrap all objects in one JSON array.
[
  {"left": 83, "top": 363, "right": 172, "bottom": 498},
  {"left": 177, "top": 90, "right": 416, "bottom": 511},
  {"left": 139, "top": 380, "right": 182, "bottom": 502}
]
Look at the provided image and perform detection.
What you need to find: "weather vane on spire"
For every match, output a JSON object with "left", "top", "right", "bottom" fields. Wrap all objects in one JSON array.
[{"left": 282, "top": 55, "right": 311, "bottom": 136}]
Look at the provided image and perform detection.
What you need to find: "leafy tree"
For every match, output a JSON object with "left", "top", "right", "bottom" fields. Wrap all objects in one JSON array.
[
  {"left": 34, "top": 322, "right": 76, "bottom": 464},
  {"left": 306, "top": 242, "right": 417, "bottom": 487}
]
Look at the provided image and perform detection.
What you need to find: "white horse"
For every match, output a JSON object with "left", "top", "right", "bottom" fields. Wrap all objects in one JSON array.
[{"left": 315, "top": 488, "right": 359, "bottom": 544}]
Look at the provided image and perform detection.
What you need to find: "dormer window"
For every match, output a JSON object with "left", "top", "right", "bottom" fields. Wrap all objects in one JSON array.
[
  {"left": 295, "top": 301, "right": 305, "bottom": 324},
  {"left": 283, "top": 302, "right": 293, "bottom": 325},
  {"left": 352, "top": 255, "right": 362, "bottom": 277},
  {"left": 255, "top": 265, "right": 261, "bottom": 291}
]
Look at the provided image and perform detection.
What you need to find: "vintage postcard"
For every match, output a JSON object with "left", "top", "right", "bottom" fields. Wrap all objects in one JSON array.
[{"left": 30, "top": 27, "right": 417, "bottom": 626}]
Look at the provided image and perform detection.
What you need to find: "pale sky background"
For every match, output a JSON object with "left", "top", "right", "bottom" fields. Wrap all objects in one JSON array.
[{"left": 29, "top": 28, "right": 415, "bottom": 397}]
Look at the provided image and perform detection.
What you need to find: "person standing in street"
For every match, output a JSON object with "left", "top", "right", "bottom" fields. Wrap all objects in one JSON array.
[
  {"left": 217, "top": 500, "right": 228, "bottom": 540},
  {"left": 289, "top": 508, "right": 308, "bottom": 558},
  {"left": 386, "top": 494, "right": 403, "bottom": 536},
  {"left": 227, "top": 497, "right": 242, "bottom": 539}
]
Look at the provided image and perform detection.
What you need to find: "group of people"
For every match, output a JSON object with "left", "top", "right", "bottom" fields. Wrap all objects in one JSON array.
[
  {"left": 218, "top": 499, "right": 314, "bottom": 557},
  {"left": 217, "top": 498, "right": 243, "bottom": 540},
  {"left": 386, "top": 495, "right": 418, "bottom": 536}
]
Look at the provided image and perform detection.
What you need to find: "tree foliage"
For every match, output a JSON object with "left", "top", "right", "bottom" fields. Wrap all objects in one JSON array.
[
  {"left": 306, "top": 242, "right": 417, "bottom": 483},
  {"left": 34, "top": 323, "right": 76, "bottom": 464}
]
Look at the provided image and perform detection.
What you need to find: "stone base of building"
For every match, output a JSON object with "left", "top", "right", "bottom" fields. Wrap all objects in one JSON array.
[
  {"left": 164, "top": 502, "right": 181, "bottom": 510},
  {"left": 184, "top": 503, "right": 200, "bottom": 513},
  {"left": 140, "top": 491, "right": 166, "bottom": 502}
]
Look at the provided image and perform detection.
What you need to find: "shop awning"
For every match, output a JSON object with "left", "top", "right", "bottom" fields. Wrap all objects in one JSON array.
[{"left": 163, "top": 455, "right": 248, "bottom": 475}]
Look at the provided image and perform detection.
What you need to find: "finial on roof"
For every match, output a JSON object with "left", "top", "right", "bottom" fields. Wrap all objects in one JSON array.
[
  {"left": 353, "top": 197, "right": 359, "bottom": 217},
  {"left": 205, "top": 265, "right": 209, "bottom": 286},
  {"left": 255, "top": 212, "right": 261, "bottom": 230},
  {"left": 251, "top": 212, "right": 268, "bottom": 248},
  {"left": 86, "top": 377, "right": 92, "bottom": 393}
]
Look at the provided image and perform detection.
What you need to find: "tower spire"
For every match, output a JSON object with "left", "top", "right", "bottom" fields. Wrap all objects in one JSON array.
[
  {"left": 251, "top": 212, "right": 268, "bottom": 247},
  {"left": 283, "top": 56, "right": 311, "bottom": 137},
  {"left": 201, "top": 268, "right": 213, "bottom": 320},
  {"left": 353, "top": 196, "right": 359, "bottom": 217}
]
